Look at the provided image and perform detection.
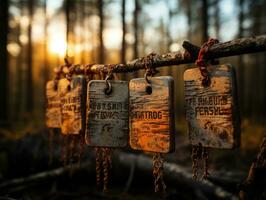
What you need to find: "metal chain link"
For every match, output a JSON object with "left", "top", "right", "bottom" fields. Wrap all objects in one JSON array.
[
  {"left": 95, "top": 147, "right": 102, "bottom": 190},
  {"left": 102, "top": 147, "right": 112, "bottom": 193},
  {"left": 153, "top": 153, "right": 166, "bottom": 192},
  {"left": 191, "top": 145, "right": 199, "bottom": 180},
  {"left": 192, "top": 144, "right": 205, "bottom": 180},
  {"left": 202, "top": 147, "right": 209, "bottom": 180}
]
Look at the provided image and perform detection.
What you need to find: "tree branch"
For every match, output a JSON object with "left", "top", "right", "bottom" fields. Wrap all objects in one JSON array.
[{"left": 86, "top": 35, "right": 266, "bottom": 74}]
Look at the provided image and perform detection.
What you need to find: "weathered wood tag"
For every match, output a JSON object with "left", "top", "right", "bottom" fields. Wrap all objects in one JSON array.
[
  {"left": 46, "top": 80, "right": 61, "bottom": 128},
  {"left": 85, "top": 80, "right": 129, "bottom": 147},
  {"left": 58, "top": 76, "right": 86, "bottom": 135},
  {"left": 184, "top": 64, "right": 240, "bottom": 149},
  {"left": 129, "top": 76, "right": 175, "bottom": 153}
]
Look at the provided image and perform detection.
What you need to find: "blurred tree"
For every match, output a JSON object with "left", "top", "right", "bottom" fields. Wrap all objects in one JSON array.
[
  {"left": 65, "top": 0, "right": 71, "bottom": 57},
  {"left": 15, "top": 0, "right": 24, "bottom": 121},
  {"left": 201, "top": 0, "right": 209, "bottom": 42},
  {"left": 238, "top": 0, "right": 245, "bottom": 116},
  {"left": 133, "top": 0, "right": 140, "bottom": 60},
  {"left": 43, "top": 0, "right": 49, "bottom": 84},
  {"left": 98, "top": 0, "right": 105, "bottom": 63},
  {"left": 26, "top": 0, "right": 34, "bottom": 114},
  {"left": 121, "top": 0, "right": 126, "bottom": 64},
  {"left": 185, "top": 0, "right": 192, "bottom": 40},
  {"left": 249, "top": 0, "right": 266, "bottom": 118},
  {"left": 0, "top": 0, "right": 9, "bottom": 125},
  {"left": 213, "top": 0, "right": 220, "bottom": 38}
]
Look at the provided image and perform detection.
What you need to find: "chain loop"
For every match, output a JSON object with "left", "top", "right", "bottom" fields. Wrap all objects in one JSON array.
[{"left": 196, "top": 38, "right": 219, "bottom": 87}]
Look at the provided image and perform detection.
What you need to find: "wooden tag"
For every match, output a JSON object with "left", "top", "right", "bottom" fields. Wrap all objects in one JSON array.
[
  {"left": 58, "top": 76, "right": 86, "bottom": 135},
  {"left": 184, "top": 64, "right": 240, "bottom": 149},
  {"left": 129, "top": 76, "right": 175, "bottom": 153},
  {"left": 46, "top": 80, "right": 61, "bottom": 128},
  {"left": 85, "top": 80, "right": 129, "bottom": 147}
]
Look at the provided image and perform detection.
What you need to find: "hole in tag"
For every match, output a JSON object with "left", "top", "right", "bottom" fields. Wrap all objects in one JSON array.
[{"left": 145, "top": 85, "right": 152, "bottom": 94}]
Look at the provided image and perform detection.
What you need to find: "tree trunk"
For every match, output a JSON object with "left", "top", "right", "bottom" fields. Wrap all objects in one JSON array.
[
  {"left": 132, "top": 0, "right": 140, "bottom": 78},
  {"left": 81, "top": 0, "right": 86, "bottom": 63},
  {"left": 15, "top": 0, "right": 24, "bottom": 121},
  {"left": 201, "top": 0, "right": 209, "bottom": 42},
  {"left": 121, "top": 0, "right": 126, "bottom": 64},
  {"left": 133, "top": 0, "right": 139, "bottom": 60},
  {"left": 214, "top": 0, "right": 220, "bottom": 38},
  {"left": 65, "top": 0, "right": 70, "bottom": 58},
  {"left": 186, "top": 0, "right": 192, "bottom": 41},
  {"left": 43, "top": 0, "right": 49, "bottom": 84},
  {"left": 26, "top": 0, "right": 34, "bottom": 114},
  {"left": 238, "top": 0, "right": 245, "bottom": 116},
  {"left": 0, "top": 0, "right": 9, "bottom": 125},
  {"left": 98, "top": 0, "right": 104, "bottom": 63}
]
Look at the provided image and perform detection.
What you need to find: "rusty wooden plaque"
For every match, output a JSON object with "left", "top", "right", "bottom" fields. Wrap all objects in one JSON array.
[
  {"left": 46, "top": 80, "right": 61, "bottom": 128},
  {"left": 85, "top": 80, "right": 129, "bottom": 147},
  {"left": 129, "top": 76, "right": 175, "bottom": 153},
  {"left": 58, "top": 76, "right": 86, "bottom": 135},
  {"left": 184, "top": 64, "right": 240, "bottom": 149}
]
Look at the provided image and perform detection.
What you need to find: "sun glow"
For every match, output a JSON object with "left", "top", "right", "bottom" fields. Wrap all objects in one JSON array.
[{"left": 48, "top": 35, "right": 67, "bottom": 57}]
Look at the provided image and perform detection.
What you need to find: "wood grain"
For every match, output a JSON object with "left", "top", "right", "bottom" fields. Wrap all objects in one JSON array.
[
  {"left": 85, "top": 80, "right": 129, "bottom": 147},
  {"left": 184, "top": 65, "right": 240, "bottom": 149},
  {"left": 129, "top": 76, "right": 175, "bottom": 153},
  {"left": 58, "top": 76, "right": 86, "bottom": 135},
  {"left": 45, "top": 80, "right": 61, "bottom": 128}
]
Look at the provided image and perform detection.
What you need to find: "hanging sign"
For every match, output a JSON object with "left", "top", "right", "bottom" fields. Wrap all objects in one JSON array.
[
  {"left": 46, "top": 80, "right": 61, "bottom": 128},
  {"left": 184, "top": 64, "right": 240, "bottom": 149},
  {"left": 58, "top": 76, "right": 86, "bottom": 135},
  {"left": 129, "top": 76, "right": 175, "bottom": 153},
  {"left": 85, "top": 80, "right": 129, "bottom": 147}
]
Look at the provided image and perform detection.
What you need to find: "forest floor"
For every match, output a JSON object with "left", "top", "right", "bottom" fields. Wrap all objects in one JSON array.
[{"left": 0, "top": 118, "right": 265, "bottom": 199}]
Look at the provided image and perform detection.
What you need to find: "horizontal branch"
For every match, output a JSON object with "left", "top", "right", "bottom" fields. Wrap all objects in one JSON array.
[{"left": 86, "top": 35, "right": 266, "bottom": 74}]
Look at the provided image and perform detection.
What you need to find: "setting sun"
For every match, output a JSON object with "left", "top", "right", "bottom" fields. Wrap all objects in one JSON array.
[{"left": 48, "top": 35, "right": 67, "bottom": 57}]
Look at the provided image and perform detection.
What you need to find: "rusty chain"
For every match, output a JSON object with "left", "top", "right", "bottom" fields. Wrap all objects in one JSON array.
[
  {"left": 196, "top": 38, "right": 219, "bottom": 87},
  {"left": 191, "top": 145, "right": 199, "bottom": 180},
  {"left": 95, "top": 147, "right": 102, "bottom": 190},
  {"left": 191, "top": 144, "right": 210, "bottom": 181},
  {"left": 153, "top": 153, "right": 166, "bottom": 192},
  {"left": 102, "top": 147, "right": 112, "bottom": 192},
  {"left": 202, "top": 147, "right": 209, "bottom": 180}
]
